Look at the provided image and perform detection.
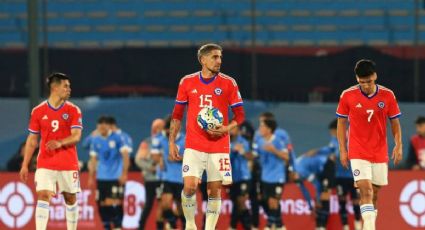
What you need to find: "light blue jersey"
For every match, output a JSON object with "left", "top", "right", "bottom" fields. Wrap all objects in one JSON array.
[
  {"left": 254, "top": 135, "right": 287, "bottom": 183},
  {"left": 90, "top": 132, "right": 125, "bottom": 180},
  {"left": 230, "top": 135, "right": 251, "bottom": 182},
  {"left": 255, "top": 127, "right": 296, "bottom": 171},
  {"left": 151, "top": 132, "right": 185, "bottom": 184},
  {"left": 115, "top": 129, "right": 133, "bottom": 154}
]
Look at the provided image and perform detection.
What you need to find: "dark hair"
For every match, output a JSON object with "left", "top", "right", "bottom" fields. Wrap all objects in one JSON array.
[
  {"left": 354, "top": 59, "right": 376, "bottom": 78},
  {"left": 46, "top": 72, "right": 69, "bottom": 90},
  {"left": 415, "top": 116, "right": 425, "bottom": 125},
  {"left": 328, "top": 118, "right": 337, "bottom": 129},
  {"left": 260, "top": 111, "right": 275, "bottom": 120},
  {"left": 197, "top": 43, "right": 222, "bottom": 62},
  {"left": 97, "top": 115, "right": 110, "bottom": 124},
  {"left": 164, "top": 115, "right": 172, "bottom": 130},
  {"left": 262, "top": 119, "right": 277, "bottom": 133},
  {"left": 105, "top": 116, "right": 117, "bottom": 125}
]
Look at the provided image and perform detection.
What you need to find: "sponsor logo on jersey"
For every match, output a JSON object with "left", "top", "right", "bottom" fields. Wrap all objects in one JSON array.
[
  {"left": 378, "top": 101, "right": 385, "bottom": 109},
  {"left": 42, "top": 115, "right": 48, "bottom": 120},
  {"left": 353, "top": 169, "right": 360, "bottom": 176},
  {"left": 62, "top": 113, "right": 69, "bottom": 120},
  {"left": 224, "top": 172, "right": 231, "bottom": 177},
  {"left": 108, "top": 141, "right": 116, "bottom": 148},
  {"left": 191, "top": 89, "right": 198, "bottom": 94},
  {"left": 214, "top": 88, "right": 222, "bottom": 95},
  {"left": 356, "top": 103, "right": 362, "bottom": 108}
]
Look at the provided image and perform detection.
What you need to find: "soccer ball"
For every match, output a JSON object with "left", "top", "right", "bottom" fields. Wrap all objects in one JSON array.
[{"left": 197, "top": 107, "right": 223, "bottom": 130}]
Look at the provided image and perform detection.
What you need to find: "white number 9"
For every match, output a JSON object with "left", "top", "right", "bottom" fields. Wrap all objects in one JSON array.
[{"left": 51, "top": 120, "right": 59, "bottom": 132}]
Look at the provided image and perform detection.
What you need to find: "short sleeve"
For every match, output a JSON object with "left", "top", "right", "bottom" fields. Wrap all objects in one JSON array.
[
  {"left": 150, "top": 136, "right": 162, "bottom": 154},
  {"left": 175, "top": 78, "right": 188, "bottom": 105},
  {"left": 336, "top": 93, "right": 349, "bottom": 118},
  {"left": 387, "top": 92, "right": 401, "bottom": 119},
  {"left": 120, "top": 133, "right": 133, "bottom": 154},
  {"left": 228, "top": 80, "right": 243, "bottom": 108},
  {"left": 89, "top": 140, "right": 98, "bottom": 157},
  {"left": 70, "top": 105, "right": 83, "bottom": 129},
  {"left": 119, "top": 134, "right": 133, "bottom": 154},
  {"left": 28, "top": 109, "right": 40, "bottom": 134},
  {"left": 252, "top": 142, "right": 259, "bottom": 156}
]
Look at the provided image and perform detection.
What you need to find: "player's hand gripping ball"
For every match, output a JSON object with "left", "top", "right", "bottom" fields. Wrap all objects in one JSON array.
[{"left": 197, "top": 107, "right": 223, "bottom": 130}]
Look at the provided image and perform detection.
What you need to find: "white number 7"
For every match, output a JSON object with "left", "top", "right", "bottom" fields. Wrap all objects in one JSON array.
[{"left": 366, "top": 109, "right": 374, "bottom": 122}]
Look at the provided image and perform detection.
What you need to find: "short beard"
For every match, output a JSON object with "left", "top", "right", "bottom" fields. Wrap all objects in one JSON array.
[{"left": 207, "top": 66, "right": 220, "bottom": 74}]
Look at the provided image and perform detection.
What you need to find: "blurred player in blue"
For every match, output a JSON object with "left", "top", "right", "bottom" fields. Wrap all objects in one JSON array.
[
  {"left": 328, "top": 119, "right": 362, "bottom": 230},
  {"left": 254, "top": 119, "right": 289, "bottom": 230},
  {"left": 88, "top": 116, "right": 131, "bottom": 230},
  {"left": 229, "top": 125, "right": 254, "bottom": 230},
  {"left": 151, "top": 116, "right": 186, "bottom": 229},
  {"left": 297, "top": 119, "right": 338, "bottom": 230},
  {"left": 135, "top": 118, "right": 165, "bottom": 230}
]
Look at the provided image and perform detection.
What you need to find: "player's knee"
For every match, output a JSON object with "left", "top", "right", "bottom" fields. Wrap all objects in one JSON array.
[
  {"left": 359, "top": 188, "right": 373, "bottom": 201},
  {"left": 183, "top": 185, "right": 197, "bottom": 196},
  {"left": 37, "top": 191, "right": 53, "bottom": 201},
  {"left": 63, "top": 193, "right": 77, "bottom": 205}
]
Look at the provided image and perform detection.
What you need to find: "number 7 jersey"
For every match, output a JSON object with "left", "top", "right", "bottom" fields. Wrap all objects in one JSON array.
[
  {"left": 336, "top": 85, "right": 401, "bottom": 163},
  {"left": 175, "top": 72, "right": 243, "bottom": 153},
  {"left": 28, "top": 100, "right": 83, "bottom": 170}
]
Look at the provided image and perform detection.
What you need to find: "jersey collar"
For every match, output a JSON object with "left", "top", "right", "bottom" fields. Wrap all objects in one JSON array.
[
  {"left": 199, "top": 71, "right": 218, "bottom": 85},
  {"left": 359, "top": 84, "right": 379, "bottom": 99},
  {"left": 47, "top": 100, "right": 65, "bottom": 111}
]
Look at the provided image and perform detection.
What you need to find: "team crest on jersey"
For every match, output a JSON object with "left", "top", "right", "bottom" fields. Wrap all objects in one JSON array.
[
  {"left": 62, "top": 113, "right": 69, "bottom": 120},
  {"left": 353, "top": 169, "right": 360, "bottom": 176},
  {"left": 214, "top": 87, "right": 222, "bottom": 95},
  {"left": 183, "top": 165, "right": 189, "bottom": 172},
  {"left": 377, "top": 101, "right": 385, "bottom": 109},
  {"left": 109, "top": 141, "right": 116, "bottom": 148}
]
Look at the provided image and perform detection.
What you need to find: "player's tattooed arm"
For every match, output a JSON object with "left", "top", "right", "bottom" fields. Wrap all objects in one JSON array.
[
  {"left": 169, "top": 119, "right": 182, "bottom": 161},
  {"left": 169, "top": 119, "right": 181, "bottom": 143}
]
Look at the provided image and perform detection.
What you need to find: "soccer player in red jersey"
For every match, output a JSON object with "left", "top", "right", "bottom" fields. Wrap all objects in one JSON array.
[
  {"left": 20, "top": 73, "right": 83, "bottom": 230},
  {"left": 336, "top": 60, "right": 402, "bottom": 230},
  {"left": 168, "top": 43, "right": 245, "bottom": 230}
]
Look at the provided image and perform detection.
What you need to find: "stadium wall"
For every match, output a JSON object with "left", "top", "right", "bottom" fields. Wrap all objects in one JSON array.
[{"left": 0, "top": 46, "right": 424, "bottom": 101}]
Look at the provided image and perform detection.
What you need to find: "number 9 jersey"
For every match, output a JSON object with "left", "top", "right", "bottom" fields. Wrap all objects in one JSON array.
[
  {"left": 28, "top": 100, "right": 83, "bottom": 170},
  {"left": 336, "top": 85, "right": 401, "bottom": 163},
  {"left": 175, "top": 71, "right": 243, "bottom": 153}
]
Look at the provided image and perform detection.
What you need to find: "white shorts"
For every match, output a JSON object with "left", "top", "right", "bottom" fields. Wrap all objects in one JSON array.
[
  {"left": 182, "top": 148, "right": 233, "bottom": 185},
  {"left": 35, "top": 168, "right": 81, "bottom": 194},
  {"left": 350, "top": 159, "right": 388, "bottom": 186}
]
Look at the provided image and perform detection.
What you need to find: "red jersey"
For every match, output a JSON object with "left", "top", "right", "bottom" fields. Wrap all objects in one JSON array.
[
  {"left": 28, "top": 100, "right": 83, "bottom": 170},
  {"left": 175, "top": 72, "right": 243, "bottom": 153},
  {"left": 336, "top": 85, "right": 401, "bottom": 163},
  {"left": 410, "top": 134, "right": 425, "bottom": 168}
]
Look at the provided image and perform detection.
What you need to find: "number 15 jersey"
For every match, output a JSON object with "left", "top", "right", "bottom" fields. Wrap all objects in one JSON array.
[
  {"left": 28, "top": 100, "right": 83, "bottom": 170},
  {"left": 336, "top": 85, "right": 401, "bottom": 163},
  {"left": 175, "top": 72, "right": 243, "bottom": 153}
]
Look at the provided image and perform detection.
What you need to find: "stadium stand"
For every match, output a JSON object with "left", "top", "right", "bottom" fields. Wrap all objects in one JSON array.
[{"left": 0, "top": 0, "right": 423, "bottom": 47}]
